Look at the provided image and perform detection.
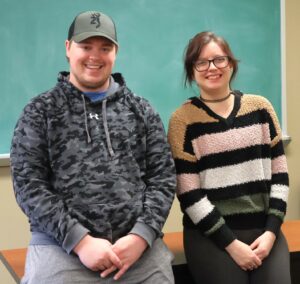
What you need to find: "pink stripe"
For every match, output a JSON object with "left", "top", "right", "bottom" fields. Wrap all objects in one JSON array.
[
  {"left": 192, "top": 123, "right": 271, "bottom": 158},
  {"left": 272, "top": 155, "right": 288, "bottom": 174},
  {"left": 177, "top": 174, "right": 200, "bottom": 194}
]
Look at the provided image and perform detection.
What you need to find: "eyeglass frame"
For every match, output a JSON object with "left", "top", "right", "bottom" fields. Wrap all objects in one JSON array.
[{"left": 194, "top": 55, "right": 231, "bottom": 72}]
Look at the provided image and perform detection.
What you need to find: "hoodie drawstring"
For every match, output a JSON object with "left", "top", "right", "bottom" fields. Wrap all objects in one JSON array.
[
  {"left": 81, "top": 95, "right": 115, "bottom": 157},
  {"left": 102, "top": 99, "right": 115, "bottom": 157},
  {"left": 81, "top": 95, "right": 92, "bottom": 143}
]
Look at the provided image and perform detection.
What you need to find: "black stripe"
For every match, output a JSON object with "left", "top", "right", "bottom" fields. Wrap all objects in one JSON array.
[
  {"left": 183, "top": 126, "right": 196, "bottom": 155},
  {"left": 224, "top": 212, "right": 267, "bottom": 229},
  {"left": 271, "top": 141, "right": 285, "bottom": 158},
  {"left": 204, "top": 180, "right": 271, "bottom": 201},
  {"left": 197, "top": 209, "right": 223, "bottom": 232},
  {"left": 183, "top": 210, "right": 267, "bottom": 231},
  {"left": 174, "top": 158, "right": 199, "bottom": 174},
  {"left": 185, "top": 108, "right": 272, "bottom": 141},
  {"left": 199, "top": 144, "right": 271, "bottom": 170},
  {"left": 182, "top": 208, "right": 222, "bottom": 232},
  {"left": 269, "top": 198, "right": 287, "bottom": 212},
  {"left": 178, "top": 179, "right": 276, "bottom": 208},
  {"left": 178, "top": 188, "right": 205, "bottom": 210},
  {"left": 208, "top": 224, "right": 236, "bottom": 248},
  {"left": 272, "top": 173, "right": 289, "bottom": 186},
  {"left": 234, "top": 109, "right": 277, "bottom": 140}
]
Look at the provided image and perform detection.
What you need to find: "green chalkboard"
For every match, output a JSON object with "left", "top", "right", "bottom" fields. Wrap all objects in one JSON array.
[{"left": 0, "top": 0, "right": 282, "bottom": 155}]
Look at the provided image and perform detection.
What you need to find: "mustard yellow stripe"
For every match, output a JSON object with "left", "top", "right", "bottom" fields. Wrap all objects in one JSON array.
[{"left": 168, "top": 101, "right": 217, "bottom": 162}]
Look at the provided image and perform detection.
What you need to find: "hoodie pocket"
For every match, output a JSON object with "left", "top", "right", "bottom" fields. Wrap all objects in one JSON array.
[{"left": 70, "top": 191, "right": 144, "bottom": 241}]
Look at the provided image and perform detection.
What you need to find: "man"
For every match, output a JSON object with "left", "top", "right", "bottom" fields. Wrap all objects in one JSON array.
[{"left": 11, "top": 10, "right": 176, "bottom": 283}]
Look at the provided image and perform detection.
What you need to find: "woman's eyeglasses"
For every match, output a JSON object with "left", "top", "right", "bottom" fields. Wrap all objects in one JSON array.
[{"left": 194, "top": 56, "right": 230, "bottom": 72}]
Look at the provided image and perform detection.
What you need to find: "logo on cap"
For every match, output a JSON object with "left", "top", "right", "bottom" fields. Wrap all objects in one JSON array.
[{"left": 90, "top": 13, "right": 101, "bottom": 28}]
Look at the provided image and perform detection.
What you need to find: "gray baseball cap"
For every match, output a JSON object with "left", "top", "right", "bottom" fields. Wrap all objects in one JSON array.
[{"left": 68, "top": 11, "right": 118, "bottom": 45}]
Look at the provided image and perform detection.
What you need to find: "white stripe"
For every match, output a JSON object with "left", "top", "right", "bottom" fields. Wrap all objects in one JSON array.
[
  {"left": 200, "top": 159, "right": 272, "bottom": 189},
  {"left": 270, "top": 184, "right": 289, "bottom": 202},
  {"left": 185, "top": 196, "right": 214, "bottom": 224}
]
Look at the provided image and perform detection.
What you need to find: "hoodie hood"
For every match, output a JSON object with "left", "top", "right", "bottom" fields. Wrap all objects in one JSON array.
[
  {"left": 57, "top": 71, "right": 126, "bottom": 102},
  {"left": 57, "top": 71, "right": 127, "bottom": 154}
]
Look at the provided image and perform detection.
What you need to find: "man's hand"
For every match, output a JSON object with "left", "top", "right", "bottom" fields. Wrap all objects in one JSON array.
[
  {"left": 250, "top": 231, "right": 276, "bottom": 261},
  {"left": 101, "top": 234, "right": 148, "bottom": 280},
  {"left": 73, "top": 235, "right": 122, "bottom": 272},
  {"left": 225, "top": 239, "right": 262, "bottom": 271}
]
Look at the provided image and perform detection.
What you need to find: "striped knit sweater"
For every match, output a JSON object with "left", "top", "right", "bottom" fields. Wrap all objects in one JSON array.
[{"left": 168, "top": 91, "right": 289, "bottom": 249}]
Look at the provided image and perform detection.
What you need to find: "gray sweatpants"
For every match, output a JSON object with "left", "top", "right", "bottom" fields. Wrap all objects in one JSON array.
[
  {"left": 184, "top": 227, "right": 291, "bottom": 284},
  {"left": 21, "top": 238, "right": 174, "bottom": 284}
]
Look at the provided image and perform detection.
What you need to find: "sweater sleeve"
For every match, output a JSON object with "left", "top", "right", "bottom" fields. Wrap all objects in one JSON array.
[
  {"left": 262, "top": 98, "right": 289, "bottom": 235},
  {"left": 132, "top": 99, "right": 176, "bottom": 242},
  {"left": 10, "top": 99, "right": 89, "bottom": 253},
  {"left": 168, "top": 111, "right": 236, "bottom": 249}
]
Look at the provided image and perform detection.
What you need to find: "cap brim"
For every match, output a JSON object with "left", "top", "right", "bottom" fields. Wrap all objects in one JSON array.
[{"left": 72, "top": 32, "right": 118, "bottom": 46}]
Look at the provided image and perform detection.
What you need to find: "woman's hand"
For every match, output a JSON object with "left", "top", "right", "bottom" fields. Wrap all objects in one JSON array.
[
  {"left": 250, "top": 231, "right": 276, "bottom": 261},
  {"left": 225, "top": 239, "right": 262, "bottom": 271}
]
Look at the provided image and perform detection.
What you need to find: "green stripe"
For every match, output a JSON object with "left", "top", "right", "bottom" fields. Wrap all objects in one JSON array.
[
  {"left": 268, "top": 209, "right": 284, "bottom": 220},
  {"left": 213, "top": 193, "right": 269, "bottom": 216},
  {"left": 205, "top": 218, "right": 225, "bottom": 236}
]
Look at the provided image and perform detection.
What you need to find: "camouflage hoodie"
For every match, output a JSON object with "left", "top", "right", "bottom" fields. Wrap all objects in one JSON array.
[{"left": 11, "top": 72, "right": 176, "bottom": 253}]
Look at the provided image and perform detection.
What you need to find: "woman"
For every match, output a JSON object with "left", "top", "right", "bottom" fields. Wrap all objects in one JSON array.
[{"left": 167, "top": 31, "right": 291, "bottom": 284}]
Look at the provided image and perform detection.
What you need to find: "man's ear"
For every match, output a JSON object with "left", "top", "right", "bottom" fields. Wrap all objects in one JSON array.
[
  {"left": 65, "top": 40, "right": 71, "bottom": 63},
  {"left": 65, "top": 40, "right": 71, "bottom": 54}
]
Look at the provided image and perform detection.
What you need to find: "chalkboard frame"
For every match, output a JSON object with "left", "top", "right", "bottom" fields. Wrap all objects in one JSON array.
[{"left": 0, "top": 0, "right": 287, "bottom": 165}]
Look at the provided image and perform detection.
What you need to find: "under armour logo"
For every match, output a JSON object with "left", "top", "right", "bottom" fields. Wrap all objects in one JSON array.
[
  {"left": 89, "top": 113, "right": 100, "bottom": 120},
  {"left": 90, "top": 13, "right": 101, "bottom": 28}
]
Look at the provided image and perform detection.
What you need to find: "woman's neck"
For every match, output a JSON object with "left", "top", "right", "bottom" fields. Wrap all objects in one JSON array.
[
  {"left": 200, "top": 87, "right": 232, "bottom": 102},
  {"left": 200, "top": 92, "right": 232, "bottom": 103},
  {"left": 199, "top": 89, "right": 235, "bottom": 119}
]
